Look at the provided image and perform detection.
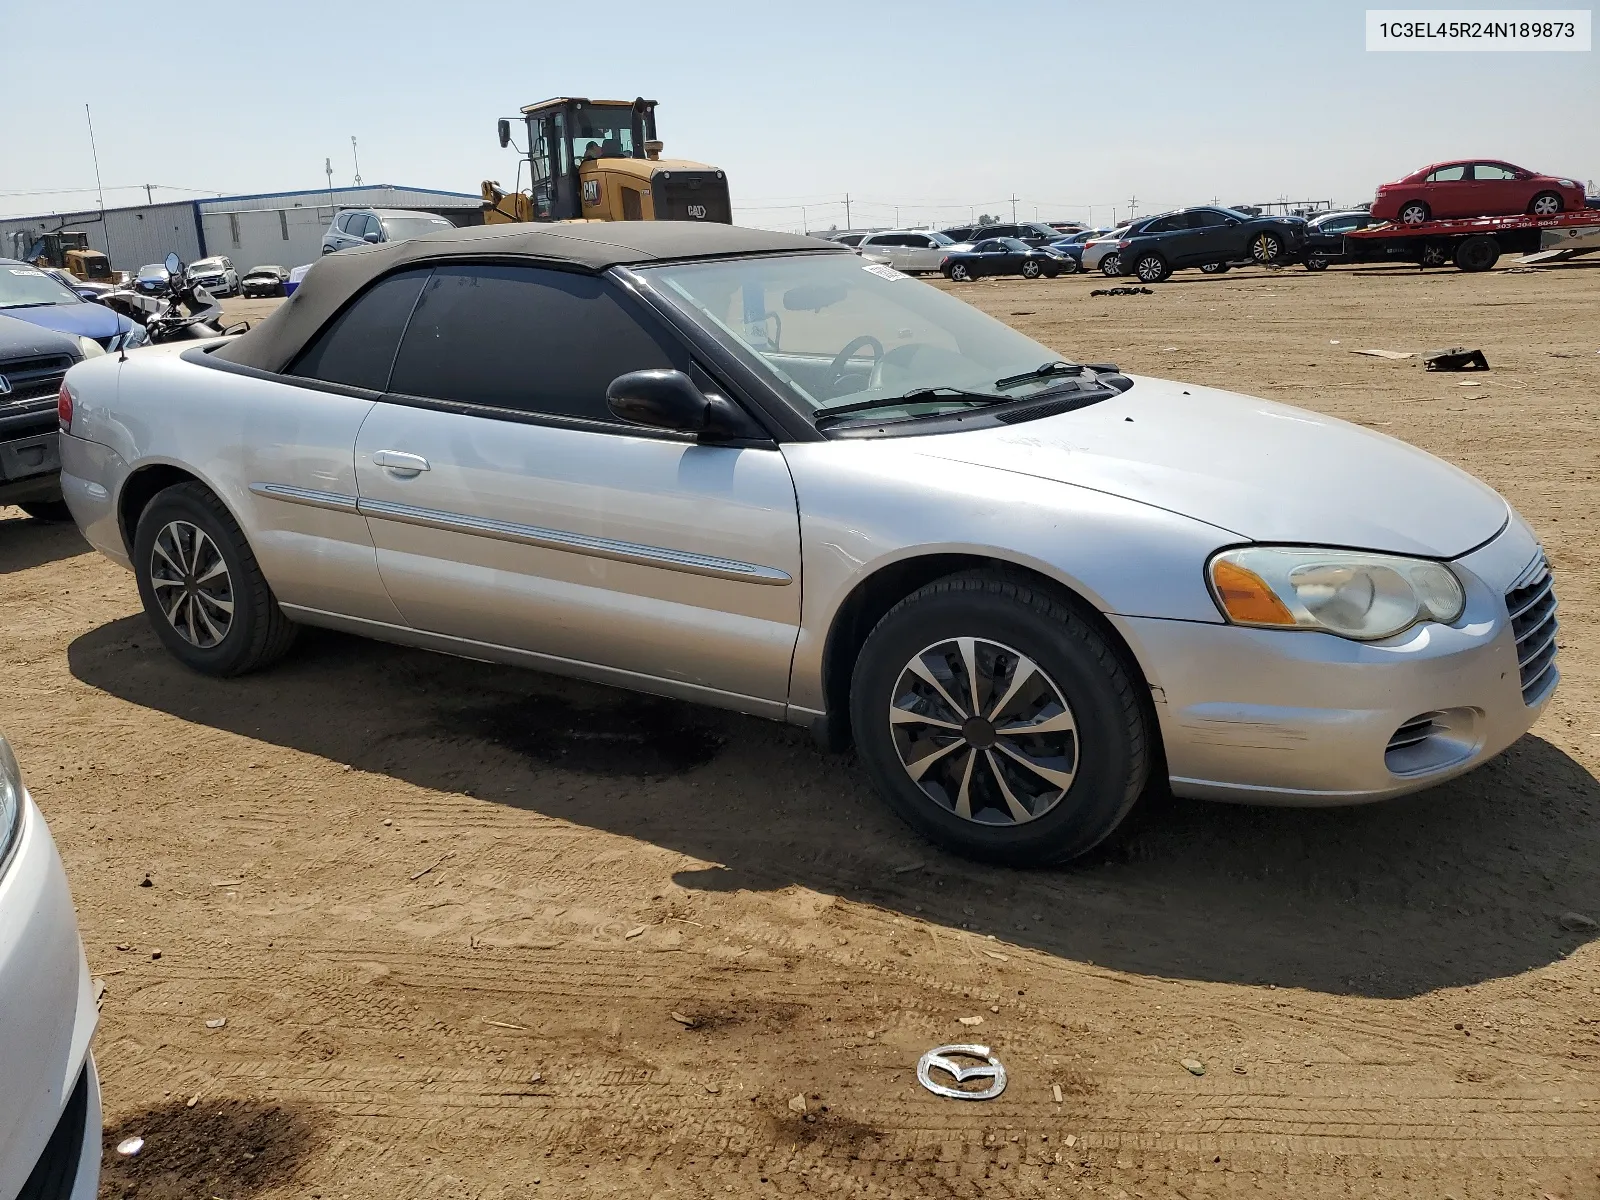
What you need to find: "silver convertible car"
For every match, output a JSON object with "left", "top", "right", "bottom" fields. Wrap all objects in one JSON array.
[{"left": 58, "top": 223, "right": 1557, "bottom": 864}]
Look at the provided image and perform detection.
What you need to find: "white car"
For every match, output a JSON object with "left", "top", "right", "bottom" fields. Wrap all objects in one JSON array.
[
  {"left": 0, "top": 734, "right": 100, "bottom": 1200},
  {"left": 1081, "top": 226, "right": 1131, "bottom": 275},
  {"left": 853, "top": 229, "right": 959, "bottom": 274},
  {"left": 186, "top": 256, "right": 240, "bottom": 298}
]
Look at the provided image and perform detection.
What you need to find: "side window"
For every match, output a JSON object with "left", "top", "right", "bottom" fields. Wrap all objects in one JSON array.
[
  {"left": 1190, "top": 210, "right": 1228, "bottom": 227},
  {"left": 1472, "top": 163, "right": 1516, "bottom": 180},
  {"left": 908, "top": 235, "right": 932, "bottom": 248},
  {"left": 1144, "top": 216, "right": 1176, "bottom": 233},
  {"left": 336, "top": 213, "right": 356, "bottom": 233},
  {"left": 1427, "top": 165, "right": 1467, "bottom": 182},
  {"left": 387, "top": 265, "right": 684, "bottom": 423},
  {"left": 362, "top": 215, "right": 382, "bottom": 240},
  {"left": 287, "top": 268, "right": 430, "bottom": 391}
]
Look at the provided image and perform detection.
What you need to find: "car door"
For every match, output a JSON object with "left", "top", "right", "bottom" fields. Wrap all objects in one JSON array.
[
  {"left": 351, "top": 262, "right": 804, "bottom": 715},
  {"left": 1185, "top": 209, "right": 1239, "bottom": 263},
  {"left": 1422, "top": 164, "right": 1471, "bottom": 217},
  {"left": 902, "top": 234, "right": 941, "bottom": 272},
  {"left": 1470, "top": 162, "right": 1520, "bottom": 214}
]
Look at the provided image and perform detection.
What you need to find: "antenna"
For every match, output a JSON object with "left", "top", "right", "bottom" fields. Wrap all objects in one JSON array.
[
  {"left": 85, "top": 105, "right": 112, "bottom": 264},
  {"left": 351, "top": 136, "right": 363, "bottom": 187}
]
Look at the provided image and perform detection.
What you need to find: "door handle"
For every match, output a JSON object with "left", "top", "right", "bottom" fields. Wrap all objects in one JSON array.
[{"left": 373, "top": 450, "right": 430, "bottom": 475}]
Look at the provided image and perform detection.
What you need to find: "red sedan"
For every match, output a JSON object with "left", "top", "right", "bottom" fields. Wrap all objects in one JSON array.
[{"left": 1371, "top": 160, "right": 1585, "bottom": 226}]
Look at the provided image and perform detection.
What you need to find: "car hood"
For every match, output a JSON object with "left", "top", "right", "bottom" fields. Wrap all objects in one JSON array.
[
  {"left": 0, "top": 302, "right": 127, "bottom": 341},
  {"left": 911, "top": 375, "right": 1508, "bottom": 558}
]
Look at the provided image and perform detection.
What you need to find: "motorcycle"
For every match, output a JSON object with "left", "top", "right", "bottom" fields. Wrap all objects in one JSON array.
[{"left": 97, "top": 252, "right": 247, "bottom": 345}]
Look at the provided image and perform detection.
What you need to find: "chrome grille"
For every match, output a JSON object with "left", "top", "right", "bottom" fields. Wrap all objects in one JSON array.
[
  {"left": 0, "top": 353, "right": 73, "bottom": 404},
  {"left": 1506, "top": 557, "right": 1558, "bottom": 705},
  {"left": 1387, "top": 711, "right": 1444, "bottom": 753}
]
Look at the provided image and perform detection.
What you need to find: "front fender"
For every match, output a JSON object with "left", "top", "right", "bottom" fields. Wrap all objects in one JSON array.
[{"left": 780, "top": 441, "right": 1236, "bottom": 715}]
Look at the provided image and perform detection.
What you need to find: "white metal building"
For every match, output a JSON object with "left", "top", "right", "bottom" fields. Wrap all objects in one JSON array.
[{"left": 0, "top": 184, "right": 482, "bottom": 274}]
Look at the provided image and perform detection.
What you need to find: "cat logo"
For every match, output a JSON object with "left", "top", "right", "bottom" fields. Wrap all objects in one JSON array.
[
  {"left": 582, "top": 180, "right": 600, "bottom": 207},
  {"left": 687, "top": 205, "right": 707, "bottom": 220}
]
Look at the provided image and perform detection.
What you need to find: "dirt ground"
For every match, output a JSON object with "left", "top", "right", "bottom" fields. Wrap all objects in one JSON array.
[{"left": 5, "top": 259, "right": 1600, "bottom": 1200}]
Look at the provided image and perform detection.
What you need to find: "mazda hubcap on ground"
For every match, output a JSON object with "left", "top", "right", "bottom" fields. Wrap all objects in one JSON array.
[
  {"left": 150, "top": 520, "right": 234, "bottom": 648},
  {"left": 888, "top": 637, "right": 1078, "bottom": 826}
]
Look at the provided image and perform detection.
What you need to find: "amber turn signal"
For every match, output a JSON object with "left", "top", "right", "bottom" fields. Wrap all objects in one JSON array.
[{"left": 1211, "top": 558, "right": 1295, "bottom": 626}]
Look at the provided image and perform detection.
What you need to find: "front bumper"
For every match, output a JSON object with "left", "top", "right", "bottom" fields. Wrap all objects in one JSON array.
[
  {"left": 1113, "top": 517, "right": 1554, "bottom": 805},
  {"left": 0, "top": 800, "right": 101, "bottom": 1200}
]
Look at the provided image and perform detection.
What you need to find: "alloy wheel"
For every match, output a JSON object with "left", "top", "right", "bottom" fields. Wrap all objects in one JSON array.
[
  {"left": 951, "top": 264, "right": 970, "bottom": 281},
  {"left": 1022, "top": 260, "right": 1041, "bottom": 278},
  {"left": 149, "top": 520, "right": 235, "bottom": 648},
  {"left": 888, "top": 637, "right": 1078, "bottom": 826},
  {"left": 1251, "top": 234, "right": 1282, "bottom": 263}
]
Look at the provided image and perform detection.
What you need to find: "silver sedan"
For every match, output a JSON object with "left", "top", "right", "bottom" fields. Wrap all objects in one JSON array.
[
  {"left": 1081, "top": 226, "right": 1131, "bottom": 275},
  {"left": 58, "top": 222, "right": 1557, "bottom": 864}
]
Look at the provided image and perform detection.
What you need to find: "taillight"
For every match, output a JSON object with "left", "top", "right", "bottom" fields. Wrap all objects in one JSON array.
[
  {"left": 940, "top": 256, "right": 950, "bottom": 266},
  {"left": 58, "top": 382, "right": 74, "bottom": 432},
  {"left": 1117, "top": 240, "right": 1131, "bottom": 249}
]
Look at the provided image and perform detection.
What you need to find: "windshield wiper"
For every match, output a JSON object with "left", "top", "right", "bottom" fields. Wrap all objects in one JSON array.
[
  {"left": 994, "top": 359, "right": 1085, "bottom": 390},
  {"left": 0, "top": 302, "right": 53, "bottom": 310},
  {"left": 812, "top": 386, "right": 1011, "bottom": 428}
]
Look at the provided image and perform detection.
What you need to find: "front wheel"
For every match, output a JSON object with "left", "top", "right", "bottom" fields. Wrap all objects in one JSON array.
[
  {"left": 1133, "top": 253, "right": 1170, "bottom": 283},
  {"left": 1250, "top": 231, "right": 1286, "bottom": 264},
  {"left": 1304, "top": 253, "right": 1329, "bottom": 271},
  {"left": 1099, "top": 254, "right": 1122, "bottom": 277},
  {"left": 1529, "top": 191, "right": 1563, "bottom": 216},
  {"left": 849, "top": 573, "right": 1150, "bottom": 865},
  {"left": 1020, "top": 260, "right": 1042, "bottom": 279},
  {"left": 133, "top": 482, "right": 298, "bottom": 676}
]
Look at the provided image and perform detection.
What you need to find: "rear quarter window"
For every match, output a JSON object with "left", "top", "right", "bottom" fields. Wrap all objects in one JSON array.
[{"left": 287, "top": 268, "right": 430, "bottom": 391}]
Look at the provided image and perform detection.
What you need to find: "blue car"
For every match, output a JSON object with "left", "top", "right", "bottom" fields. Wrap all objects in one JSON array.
[
  {"left": 939, "top": 237, "right": 1069, "bottom": 282},
  {"left": 0, "top": 258, "right": 144, "bottom": 351},
  {"left": 1049, "top": 227, "right": 1111, "bottom": 268}
]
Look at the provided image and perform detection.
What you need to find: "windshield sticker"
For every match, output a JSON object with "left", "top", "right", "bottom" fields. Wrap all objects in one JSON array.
[
  {"left": 863, "top": 263, "right": 908, "bottom": 282},
  {"left": 8, "top": 267, "right": 45, "bottom": 276}
]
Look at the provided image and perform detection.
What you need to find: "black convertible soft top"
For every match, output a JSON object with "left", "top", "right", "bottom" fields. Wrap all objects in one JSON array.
[{"left": 214, "top": 221, "right": 845, "bottom": 373}]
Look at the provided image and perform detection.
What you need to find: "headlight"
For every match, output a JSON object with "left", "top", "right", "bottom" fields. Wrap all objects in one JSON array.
[
  {"left": 118, "top": 321, "right": 150, "bottom": 350},
  {"left": 76, "top": 335, "right": 106, "bottom": 359},
  {"left": 1208, "top": 546, "right": 1465, "bottom": 641},
  {"left": 0, "top": 735, "right": 23, "bottom": 876}
]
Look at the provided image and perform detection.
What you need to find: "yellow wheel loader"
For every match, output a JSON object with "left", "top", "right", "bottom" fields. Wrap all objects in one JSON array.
[{"left": 481, "top": 97, "right": 731, "bottom": 226}]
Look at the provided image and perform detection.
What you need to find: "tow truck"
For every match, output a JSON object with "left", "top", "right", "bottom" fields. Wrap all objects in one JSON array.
[{"left": 1330, "top": 209, "right": 1600, "bottom": 272}]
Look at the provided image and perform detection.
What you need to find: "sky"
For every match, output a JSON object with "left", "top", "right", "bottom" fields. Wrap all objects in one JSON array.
[{"left": 4, "top": 0, "right": 1596, "bottom": 230}]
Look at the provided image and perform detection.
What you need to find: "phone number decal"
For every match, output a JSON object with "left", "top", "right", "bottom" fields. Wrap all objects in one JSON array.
[{"left": 1367, "top": 9, "right": 1591, "bottom": 50}]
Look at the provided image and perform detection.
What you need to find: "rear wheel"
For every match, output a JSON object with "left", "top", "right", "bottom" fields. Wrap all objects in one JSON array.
[
  {"left": 949, "top": 263, "right": 972, "bottom": 282},
  {"left": 1398, "top": 200, "right": 1430, "bottom": 226},
  {"left": 1133, "top": 252, "right": 1170, "bottom": 283},
  {"left": 849, "top": 573, "right": 1150, "bottom": 865},
  {"left": 1099, "top": 254, "right": 1122, "bottom": 277},
  {"left": 1199, "top": 262, "right": 1230, "bottom": 274},
  {"left": 1454, "top": 235, "right": 1500, "bottom": 272},
  {"left": 1529, "top": 191, "right": 1563, "bottom": 216},
  {"left": 133, "top": 482, "right": 298, "bottom": 676}
]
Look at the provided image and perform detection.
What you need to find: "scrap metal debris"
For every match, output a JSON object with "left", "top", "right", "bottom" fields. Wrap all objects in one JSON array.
[
  {"left": 1424, "top": 347, "right": 1490, "bottom": 371},
  {"left": 917, "top": 1044, "right": 1008, "bottom": 1100},
  {"left": 1090, "top": 286, "right": 1153, "bottom": 297},
  {"left": 1352, "top": 348, "right": 1414, "bottom": 360}
]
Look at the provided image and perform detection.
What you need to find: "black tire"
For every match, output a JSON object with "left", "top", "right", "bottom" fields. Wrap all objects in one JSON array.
[
  {"left": 19, "top": 500, "right": 73, "bottom": 523},
  {"left": 1199, "top": 262, "right": 1230, "bottom": 274},
  {"left": 1454, "top": 235, "right": 1500, "bottom": 272},
  {"left": 1398, "top": 200, "right": 1430, "bottom": 226},
  {"left": 1249, "top": 231, "right": 1287, "bottom": 264},
  {"left": 1099, "top": 254, "right": 1122, "bottom": 277},
  {"left": 1304, "top": 253, "right": 1329, "bottom": 271},
  {"left": 1020, "top": 259, "right": 1043, "bottom": 279},
  {"left": 849, "top": 572, "right": 1151, "bottom": 865},
  {"left": 948, "top": 263, "right": 972, "bottom": 282},
  {"left": 1133, "top": 252, "right": 1170, "bottom": 283},
  {"left": 1058, "top": 256, "right": 1079, "bottom": 275},
  {"left": 1528, "top": 191, "right": 1563, "bottom": 217},
  {"left": 133, "top": 482, "right": 297, "bottom": 676}
]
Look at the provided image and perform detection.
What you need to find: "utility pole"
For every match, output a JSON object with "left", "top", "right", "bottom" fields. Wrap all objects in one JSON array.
[
  {"left": 325, "top": 158, "right": 335, "bottom": 215},
  {"left": 1010, "top": 193, "right": 1019, "bottom": 221},
  {"left": 144, "top": 184, "right": 154, "bottom": 204},
  {"left": 844, "top": 193, "right": 851, "bottom": 229},
  {"left": 1128, "top": 194, "right": 1138, "bottom": 219},
  {"left": 85, "top": 105, "right": 112, "bottom": 263},
  {"left": 351, "top": 136, "right": 363, "bottom": 187},
  {"left": 800, "top": 205, "right": 807, "bottom": 233},
  {"left": 894, "top": 206, "right": 900, "bottom": 226}
]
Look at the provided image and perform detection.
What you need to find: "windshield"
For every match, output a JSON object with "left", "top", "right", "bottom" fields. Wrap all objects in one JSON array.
[
  {"left": 380, "top": 216, "right": 454, "bottom": 241},
  {"left": 191, "top": 259, "right": 224, "bottom": 272},
  {"left": 138, "top": 264, "right": 167, "bottom": 278},
  {"left": 928, "top": 232, "right": 955, "bottom": 245},
  {"left": 998, "top": 238, "right": 1032, "bottom": 252},
  {"left": 0, "top": 264, "right": 84, "bottom": 308},
  {"left": 643, "top": 253, "right": 1080, "bottom": 426}
]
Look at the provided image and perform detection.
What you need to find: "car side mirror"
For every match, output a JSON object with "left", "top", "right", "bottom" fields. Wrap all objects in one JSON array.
[
  {"left": 362, "top": 231, "right": 381, "bottom": 244},
  {"left": 164, "top": 251, "right": 182, "bottom": 275},
  {"left": 1224, "top": 217, "right": 1239, "bottom": 226},
  {"left": 606, "top": 369, "right": 764, "bottom": 441}
]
